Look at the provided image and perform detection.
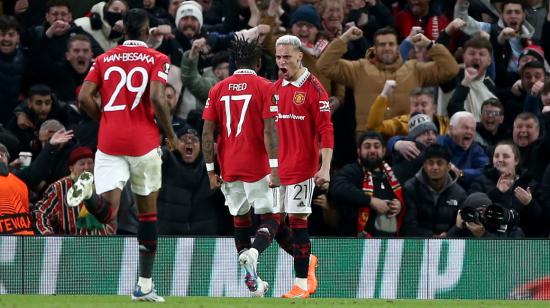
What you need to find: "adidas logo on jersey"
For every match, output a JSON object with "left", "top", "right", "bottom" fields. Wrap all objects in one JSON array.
[{"left": 297, "top": 201, "right": 306, "bottom": 207}]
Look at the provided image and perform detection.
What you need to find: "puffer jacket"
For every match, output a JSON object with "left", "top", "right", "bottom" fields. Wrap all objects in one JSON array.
[{"left": 402, "top": 169, "right": 467, "bottom": 237}]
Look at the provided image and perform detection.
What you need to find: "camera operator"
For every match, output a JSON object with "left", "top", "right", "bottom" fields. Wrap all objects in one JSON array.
[{"left": 448, "top": 192, "right": 524, "bottom": 238}]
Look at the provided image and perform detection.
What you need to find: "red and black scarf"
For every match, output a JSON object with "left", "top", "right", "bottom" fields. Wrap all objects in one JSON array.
[{"left": 357, "top": 161, "right": 405, "bottom": 236}]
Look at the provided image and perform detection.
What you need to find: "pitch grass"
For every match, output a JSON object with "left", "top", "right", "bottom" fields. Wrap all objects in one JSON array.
[{"left": 0, "top": 296, "right": 549, "bottom": 308}]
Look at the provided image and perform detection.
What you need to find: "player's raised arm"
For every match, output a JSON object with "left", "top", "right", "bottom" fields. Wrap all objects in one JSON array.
[
  {"left": 150, "top": 80, "right": 177, "bottom": 149},
  {"left": 78, "top": 80, "right": 101, "bottom": 121}
]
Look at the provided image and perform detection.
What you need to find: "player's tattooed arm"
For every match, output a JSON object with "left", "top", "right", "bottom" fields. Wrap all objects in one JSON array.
[
  {"left": 264, "top": 117, "right": 280, "bottom": 187},
  {"left": 202, "top": 120, "right": 216, "bottom": 164},
  {"left": 263, "top": 118, "right": 278, "bottom": 159},
  {"left": 150, "top": 81, "right": 178, "bottom": 150},
  {"left": 78, "top": 81, "right": 101, "bottom": 121}
]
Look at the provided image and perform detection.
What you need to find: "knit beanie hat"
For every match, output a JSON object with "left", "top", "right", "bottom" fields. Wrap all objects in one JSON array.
[
  {"left": 175, "top": 1, "right": 203, "bottom": 30},
  {"left": 68, "top": 146, "right": 94, "bottom": 166},
  {"left": 519, "top": 45, "right": 545, "bottom": 64},
  {"left": 408, "top": 113, "right": 437, "bottom": 139},
  {"left": 290, "top": 4, "right": 321, "bottom": 29}
]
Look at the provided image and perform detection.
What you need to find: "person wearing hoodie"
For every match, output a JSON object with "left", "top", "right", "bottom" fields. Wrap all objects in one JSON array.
[
  {"left": 469, "top": 141, "right": 543, "bottom": 237},
  {"left": 74, "top": 0, "right": 129, "bottom": 53},
  {"left": 401, "top": 143, "right": 467, "bottom": 237},
  {"left": 454, "top": 0, "right": 536, "bottom": 88},
  {"left": 317, "top": 25, "right": 458, "bottom": 135}
]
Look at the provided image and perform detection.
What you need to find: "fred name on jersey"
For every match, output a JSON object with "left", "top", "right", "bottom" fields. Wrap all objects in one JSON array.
[{"left": 228, "top": 83, "right": 247, "bottom": 91}]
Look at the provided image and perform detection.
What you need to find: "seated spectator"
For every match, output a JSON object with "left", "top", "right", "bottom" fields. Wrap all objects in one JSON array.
[
  {"left": 157, "top": 125, "right": 228, "bottom": 235},
  {"left": 0, "top": 143, "right": 33, "bottom": 235},
  {"left": 366, "top": 85, "right": 448, "bottom": 138},
  {"left": 447, "top": 192, "right": 524, "bottom": 238},
  {"left": 0, "top": 15, "right": 27, "bottom": 126},
  {"left": 475, "top": 98, "right": 510, "bottom": 153},
  {"left": 393, "top": 113, "right": 438, "bottom": 183},
  {"left": 402, "top": 144, "right": 467, "bottom": 237},
  {"left": 437, "top": 111, "right": 490, "bottom": 189},
  {"left": 32, "top": 146, "right": 116, "bottom": 235},
  {"left": 512, "top": 112, "right": 550, "bottom": 181},
  {"left": 74, "top": 0, "right": 129, "bottom": 53},
  {"left": 470, "top": 141, "right": 543, "bottom": 237},
  {"left": 330, "top": 132, "right": 405, "bottom": 237}
]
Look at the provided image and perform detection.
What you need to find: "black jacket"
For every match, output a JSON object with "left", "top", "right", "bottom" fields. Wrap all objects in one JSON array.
[
  {"left": 157, "top": 149, "right": 227, "bottom": 235},
  {"left": 469, "top": 166, "right": 543, "bottom": 237},
  {"left": 402, "top": 170, "right": 467, "bottom": 237}
]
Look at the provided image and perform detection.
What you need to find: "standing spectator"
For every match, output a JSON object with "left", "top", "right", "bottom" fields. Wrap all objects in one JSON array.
[
  {"left": 0, "top": 143, "right": 33, "bottom": 235},
  {"left": 512, "top": 112, "right": 550, "bottom": 181},
  {"left": 394, "top": 0, "right": 450, "bottom": 41},
  {"left": 0, "top": 15, "right": 27, "bottom": 125},
  {"left": 330, "top": 132, "right": 405, "bottom": 237},
  {"left": 470, "top": 141, "right": 542, "bottom": 237},
  {"left": 32, "top": 146, "right": 116, "bottom": 235},
  {"left": 78, "top": 9, "right": 178, "bottom": 302},
  {"left": 202, "top": 37, "right": 280, "bottom": 297},
  {"left": 273, "top": 35, "right": 332, "bottom": 298},
  {"left": 317, "top": 26, "right": 458, "bottom": 135},
  {"left": 437, "top": 111, "right": 490, "bottom": 189},
  {"left": 74, "top": 0, "right": 129, "bottom": 53},
  {"left": 444, "top": 36, "right": 498, "bottom": 121},
  {"left": 525, "top": 0, "right": 547, "bottom": 44},
  {"left": 455, "top": 0, "right": 536, "bottom": 88},
  {"left": 402, "top": 144, "right": 467, "bottom": 237}
]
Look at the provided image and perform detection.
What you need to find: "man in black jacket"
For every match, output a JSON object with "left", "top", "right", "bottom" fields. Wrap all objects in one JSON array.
[
  {"left": 157, "top": 125, "right": 228, "bottom": 235},
  {"left": 329, "top": 132, "right": 404, "bottom": 237},
  {"left": 402, "top": 144, "right": 467, "bottom": 237}
]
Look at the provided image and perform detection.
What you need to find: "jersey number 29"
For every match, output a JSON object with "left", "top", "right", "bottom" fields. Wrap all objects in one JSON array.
[{"left": 103, "top": 66, "right": 149, "bottom": 112}]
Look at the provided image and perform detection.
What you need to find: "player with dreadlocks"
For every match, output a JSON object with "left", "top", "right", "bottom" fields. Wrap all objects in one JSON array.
[{"left": 202, "top": 36, "right": 281, "bottom": 297}]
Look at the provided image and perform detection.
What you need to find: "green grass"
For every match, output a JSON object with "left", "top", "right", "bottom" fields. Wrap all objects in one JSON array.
[{"left": 0, "top": 296, "right": 548, "bottom": 308}]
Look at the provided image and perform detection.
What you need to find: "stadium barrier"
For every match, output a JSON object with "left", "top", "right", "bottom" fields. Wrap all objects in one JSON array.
[{"left": 0, "top": 236, "right": 549, "bottom": 299}]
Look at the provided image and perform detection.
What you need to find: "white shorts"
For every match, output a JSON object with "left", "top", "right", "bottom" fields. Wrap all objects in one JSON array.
[
  {"left": 276, "top": 178, "right": 314, "bottom": 214},
  {"left": 221, "top": 175, "right": 279, "bottom": 216},
  {"left": 94, "top": 147, "right": 162, "bottom": 196}
]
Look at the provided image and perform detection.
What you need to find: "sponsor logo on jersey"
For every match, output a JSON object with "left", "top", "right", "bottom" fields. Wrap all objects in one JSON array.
[
  {"left": 228, "top": 83, "right": 247, "bottom": 91},
  {"left": 320, "top": 100, "right": 330, "bottom": 112},
  {"left": 270, "top": 106, "right": 278, "bottom": 112},
  {"left": 277, "top": 113, "right": 305, "bottom": 121},
  {"left": 293, "top": 92, "right": 306, "bottom": 105}
]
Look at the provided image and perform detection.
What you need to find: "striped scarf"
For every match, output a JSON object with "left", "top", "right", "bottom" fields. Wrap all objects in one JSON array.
[{"left": 357, "top": 161, "right": 405, "bottom": 236}]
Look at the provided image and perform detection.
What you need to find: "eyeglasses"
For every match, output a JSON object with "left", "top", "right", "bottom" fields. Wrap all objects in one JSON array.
[{"left": 482, "top": 110, "right": 503, "bottom": 117}]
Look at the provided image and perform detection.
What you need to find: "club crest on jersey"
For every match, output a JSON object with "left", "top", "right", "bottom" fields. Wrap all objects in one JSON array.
[
  {"left": 293, "top": 92, "right": 306, "bottom": 105},
  {"left": 163, "top": 63, "right": 170, "bottom": 74},
  {"left": 272, "top": 94, "right": 279, "bottom": 104}
]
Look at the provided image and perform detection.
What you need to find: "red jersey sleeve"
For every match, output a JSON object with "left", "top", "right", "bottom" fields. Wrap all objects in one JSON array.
[
  {"left": 262, "top": 81, "right": 278, "bottom": 119},
  {"left": 310, "top": 76, "right": 334, "bottom": 149},
  {"left": 150, "top": 53, "right": 170, "bottom": 84},
  {"left": 202, "top": 85, "right": 219, "bottom": 122},
  {"left": 84, "top": 60, "right": 102, "bottom": 86}
]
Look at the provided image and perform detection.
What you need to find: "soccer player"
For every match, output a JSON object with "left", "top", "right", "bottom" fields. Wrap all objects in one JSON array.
[
  {"left": 202, "top": 36, "right": 281, "bottom": 297},
  {"left": 78, "top": 9, "right": 177, "bottom": 302},
  {"left": 274, "top": 35, "right": 334, "bottom": 298}
]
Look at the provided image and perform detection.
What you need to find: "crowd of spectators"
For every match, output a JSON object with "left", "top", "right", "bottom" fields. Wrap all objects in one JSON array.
[{"left": 1, "top": 0, "right": 550, "bottom": 238}]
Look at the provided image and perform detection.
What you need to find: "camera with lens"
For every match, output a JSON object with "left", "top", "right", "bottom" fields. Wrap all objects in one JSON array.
[{"left": 460, "top": 203, "right": 519, "bottom": 233}]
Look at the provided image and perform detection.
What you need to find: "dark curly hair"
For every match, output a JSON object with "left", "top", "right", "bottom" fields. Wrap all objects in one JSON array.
[{"left": 230, "top": 36, "right": 262, "bottom": 69}]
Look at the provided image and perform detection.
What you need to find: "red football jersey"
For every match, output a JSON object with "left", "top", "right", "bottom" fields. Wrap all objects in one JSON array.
[
  {"left": 84, "top": 40, "right": 170, "bottom": 156},
  {"left": 273, "top": 69, "right": 334, "bottom": 185},
  {"left": 203, "top": 69, "right": 276, "bottom": 182}
]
